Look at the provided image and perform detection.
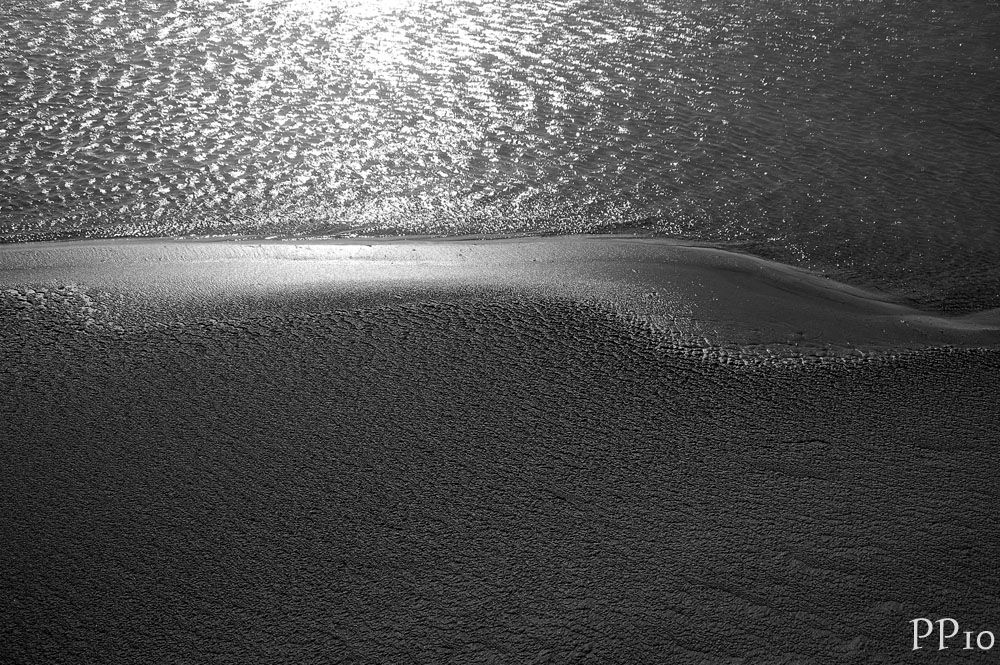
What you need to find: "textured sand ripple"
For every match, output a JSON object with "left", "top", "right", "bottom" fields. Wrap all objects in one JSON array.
[{"left": 1, "top": 251, "right": 998, "bottom": 661}]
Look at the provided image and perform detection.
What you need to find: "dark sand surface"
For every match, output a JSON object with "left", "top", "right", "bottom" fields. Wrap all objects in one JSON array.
[{"left": 2, "top": 237, "right": 999, "bottom": 663}]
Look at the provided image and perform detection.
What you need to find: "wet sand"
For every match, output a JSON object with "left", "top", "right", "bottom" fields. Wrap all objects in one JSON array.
[{"left": 2, "top": 237, "right": 999, "bottom": 663}]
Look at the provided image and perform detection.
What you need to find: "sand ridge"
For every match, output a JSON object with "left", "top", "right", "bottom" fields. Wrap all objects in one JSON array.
[{"left": 2, "top": 236, "right": 997, "bottom": 356}]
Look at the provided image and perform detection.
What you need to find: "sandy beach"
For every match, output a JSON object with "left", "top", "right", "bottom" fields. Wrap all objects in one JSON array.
[{"left": 2, "top": 237, "right": 999, "bottom": 663}]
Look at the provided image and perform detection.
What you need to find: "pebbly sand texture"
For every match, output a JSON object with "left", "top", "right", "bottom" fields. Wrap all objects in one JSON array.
[{"left": 2, "top": 236, "right": 999, "bottom": 663}]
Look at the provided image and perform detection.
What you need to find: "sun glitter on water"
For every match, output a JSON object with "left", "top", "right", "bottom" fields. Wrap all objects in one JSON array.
[{"left": 276, "top": 0, "right": 424, "bottom": 17}]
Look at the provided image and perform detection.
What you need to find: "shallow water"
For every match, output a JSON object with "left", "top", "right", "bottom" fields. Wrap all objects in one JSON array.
[{"left": 2, "top": 0, "right": 999, "bottom": 311}]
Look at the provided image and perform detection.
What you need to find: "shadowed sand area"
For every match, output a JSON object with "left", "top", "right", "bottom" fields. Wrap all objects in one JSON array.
[{"left": 2, "top": 236, "right": 999, "bottom": 663}]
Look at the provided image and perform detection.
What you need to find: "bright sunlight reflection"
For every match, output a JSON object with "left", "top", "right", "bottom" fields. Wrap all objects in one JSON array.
[{"left": 280, "top": 0, "right": 425, "bottom": 17}]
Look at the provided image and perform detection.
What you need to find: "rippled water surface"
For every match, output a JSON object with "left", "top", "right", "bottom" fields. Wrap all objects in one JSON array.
[{"left": 2, "top": 0, "right": 999, "bottom": 310}]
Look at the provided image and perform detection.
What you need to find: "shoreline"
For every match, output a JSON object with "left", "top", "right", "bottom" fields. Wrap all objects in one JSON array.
[{"left": 2, "top": 235, "right": 998, "bottom": 354}]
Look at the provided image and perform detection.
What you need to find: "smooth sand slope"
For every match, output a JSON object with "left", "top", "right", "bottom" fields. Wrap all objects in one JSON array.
[
  {"left": 2, "top": 236, "right": 999, "bottom": 663},
  {"left": 2, "top": 235, "right": 999, "bottom": 351}
]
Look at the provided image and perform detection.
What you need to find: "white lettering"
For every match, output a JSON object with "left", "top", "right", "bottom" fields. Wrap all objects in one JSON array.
[
  {"left": 912, "top": 618, "right": 933, "bottom": 650},
  {"left": 938, "top": 618, "right": 960, "bottom": 650}
]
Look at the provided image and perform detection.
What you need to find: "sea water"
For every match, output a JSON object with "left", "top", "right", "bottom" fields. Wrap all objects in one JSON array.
[{"left": 1, "top": 0, "right": 998, "bottom": 311}]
